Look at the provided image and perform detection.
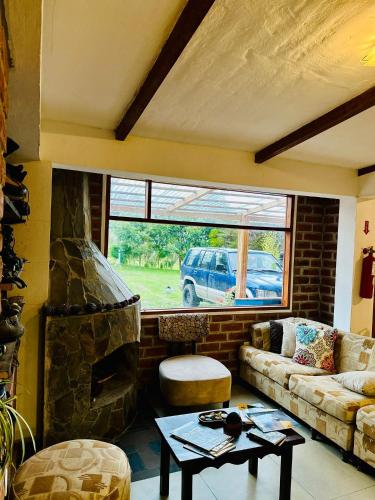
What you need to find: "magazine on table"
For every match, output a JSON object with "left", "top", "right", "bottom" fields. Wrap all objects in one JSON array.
[
  {"left": 247, "top": 427, "right": 286, "bottom": 446},
  {"left": 170, "top": 421, "right": 234, "bottom": 454},
  {"left": 251, "top": 411, "right": 293, "bottom": 433}
]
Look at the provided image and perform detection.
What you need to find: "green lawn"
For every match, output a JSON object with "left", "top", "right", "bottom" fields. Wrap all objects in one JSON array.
[{"left": 110, "top": 262, "right": 214, "bottom": 310}]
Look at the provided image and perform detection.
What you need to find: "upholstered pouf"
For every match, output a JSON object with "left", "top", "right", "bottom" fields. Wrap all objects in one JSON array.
[
  {"left": 159, "top": 354, "right": 232, "bottom": 406},
  {"left": 354, "top": 405, "right": 375, "bottom": 469},
  {"left": 11, "top": 439, "right": 131, "bottom": 499}
]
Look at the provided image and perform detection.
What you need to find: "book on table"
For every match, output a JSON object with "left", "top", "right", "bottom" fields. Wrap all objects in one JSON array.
[
  {"left": 247, "top": 427, "right": 286, "bottom": 446},
  {"left": 251, "top": 411, "right": 293, "bottom": 433},
  {"left": 170, "top": 421, "right": 235, "bottom": 456}
]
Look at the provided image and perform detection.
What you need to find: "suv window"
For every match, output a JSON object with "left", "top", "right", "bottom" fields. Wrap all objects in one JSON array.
[
  {"left": 214, "top": 252, "right": 229, "bottom": 273},
  {"left": 185, "top": 249, "right": 200, "bottom": 266},
  {"left": 200, "top": 251, "right": 214, "bottom": 270}
]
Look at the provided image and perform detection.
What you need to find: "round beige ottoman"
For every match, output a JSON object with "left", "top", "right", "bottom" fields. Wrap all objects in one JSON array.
[
  {"left": 11, "top": 439, "right": 131, "bottom": 499},
  {"left": 159, "top": 354, "right": 232, "bottom": 406}
]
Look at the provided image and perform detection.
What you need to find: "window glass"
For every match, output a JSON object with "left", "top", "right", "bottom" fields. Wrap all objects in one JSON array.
[
  {"left": 107, "top": 178, "right": 292, "bottom": 311},
  {"left": 185, "top": 249, "right": 200, "bottom": 266},
  {"left": 150, "top": 182, "right": 288, "bottom": 228},
  {"left": 215, "top": 253, "right": 229, "bottom": 273},
  {"left": 109, "top": 178, "right": 146, "bottom": 218},
  {"left": 200, "top": 251, "right": 214, "bottom": 270}
]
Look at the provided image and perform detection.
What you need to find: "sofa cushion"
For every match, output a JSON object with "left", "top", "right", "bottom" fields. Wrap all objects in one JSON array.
[
  {"left": 293, "top": 324, "right": 337, "bottom": 371},
  {"left": 356, "top": 405, "right": 375, "bottom": 440},
  {"left": 281, "top": 320, "right": 297, "bottom": 357},
  {"left": 250, "top": 317, "right": 330, "bottom": 352},
  {"left": 269, "top": 320, "right": 283, "bottom": 353},
  {"left": 289, "top": 374, "right": 375, "bottom": 423},
  {"left": 334, "top": 332, "right": 375, "bottom": 373},
  {"left": 333, "top": 371, "right": 375, "bottom": 396},
  {"left": 239, "top": 345, "right": 330, "bottom": 389}
]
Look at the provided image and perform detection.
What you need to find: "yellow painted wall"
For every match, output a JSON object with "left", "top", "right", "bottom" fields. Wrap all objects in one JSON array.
[
  {"left": 9, "top": 161, "right": 52, "bottom": 434},
  {"left": 350, "top": 198, "right": 375, "bottom": 336},
  {"left": 40, "top": 123, "right": 358, "bottom": 197}
]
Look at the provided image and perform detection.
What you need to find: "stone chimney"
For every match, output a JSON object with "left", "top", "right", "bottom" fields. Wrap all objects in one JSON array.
[{"left": 44, "top": 169, "right": 140, "bottom": 445}]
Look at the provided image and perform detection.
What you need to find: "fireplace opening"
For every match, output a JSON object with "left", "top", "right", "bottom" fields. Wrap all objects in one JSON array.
[{"left": 90, "top": 343, "right": 139, "bottom": 410}]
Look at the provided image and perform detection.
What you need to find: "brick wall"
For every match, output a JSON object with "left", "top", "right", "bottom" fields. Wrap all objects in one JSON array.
[
  {"left": 88, "top": 173, "right": 103, "bottom": 249},
  {"left": 320, "top": 199, "right": 339, "bottom": 324},
  {"left": 138, "top": 196, "right": 340, "bottom": 384}
]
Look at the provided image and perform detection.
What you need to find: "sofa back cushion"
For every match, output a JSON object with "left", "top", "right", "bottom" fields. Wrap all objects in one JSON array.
[
  {"left": 334, "top": 332, "right": 375, "bottom": 373},
  {"left": 250, "top": 317, "right": 330, "bottom": 352}
]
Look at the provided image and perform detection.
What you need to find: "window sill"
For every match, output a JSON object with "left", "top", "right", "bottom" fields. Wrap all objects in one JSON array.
[{"left": 140, "top": 304, "right": 292, "bottom": 318}]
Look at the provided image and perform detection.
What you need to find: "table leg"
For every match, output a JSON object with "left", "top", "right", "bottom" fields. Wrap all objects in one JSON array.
[
  {"left": 160, "top": 437, "right": 170, "bottom": 496},
  {"left": 279, "top": 446, "right": 293, "bottom": 500},
  {"left": 181, "top": 468, "right": 193, "bottom": 500},
  {"left": 248, "top": 456, "right": 258, "bottom": 476}
]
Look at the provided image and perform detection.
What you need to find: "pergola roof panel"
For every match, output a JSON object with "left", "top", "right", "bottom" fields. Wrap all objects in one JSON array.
[{"left": 109, "top": 177, "right": 288, "bottom": 228}]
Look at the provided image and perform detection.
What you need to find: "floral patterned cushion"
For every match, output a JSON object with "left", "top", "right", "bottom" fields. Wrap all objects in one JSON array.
[
  {"left": 289, "top": 374, "right": 375, "bottom": 423},
  {"left": 159, "top": 313, "right": 209, "bottom": 342},
  {"left": 333, "top": 371, "right": 375, "bottom": 396},
  {"left": 293, "top": 324, "right": 337, "bottom": 371}
]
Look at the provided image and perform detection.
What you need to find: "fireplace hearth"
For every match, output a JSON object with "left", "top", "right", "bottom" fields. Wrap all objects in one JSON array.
[{"left": 44, "top": 170, "right": 140, "bottom": 445}]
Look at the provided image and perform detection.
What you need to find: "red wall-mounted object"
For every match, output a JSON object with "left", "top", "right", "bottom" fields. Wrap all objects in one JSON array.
[{"left": 360, "top": 247, "right": 375, "bottom": 299}]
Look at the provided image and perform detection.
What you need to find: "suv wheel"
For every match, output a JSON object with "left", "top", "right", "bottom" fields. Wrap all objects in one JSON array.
[{"left": 183, "top": 283, "right": 200, "bottom": 307}]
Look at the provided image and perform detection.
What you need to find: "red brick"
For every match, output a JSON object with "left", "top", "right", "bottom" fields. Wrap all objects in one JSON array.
[
  {"left": 303, "top": 268, "right": 320, "bottom": 276},
  {"left": 221, "top": 322, "right": 243, "bottom": 332},
  {"left": 211, "top": 314, "right": 233, "bottom": 322},
  {"left": 207, "top": 351, "right": 230, "bottom": 361},
  {"left": 197, "top": 343, "right": 220, "bottom": 353},
  {"left": 304, "top": 232, "right": 322, "bottom": 241},
  {"left": 304, "top": 215, "right": 322, "bottom": 223},
  {"left": 233, "top": 314, "right": 257, "bottom": 321},
  {"left": 303, "top": 250, "right": 321, "bottom": 258},
  {"left": 293, "top": 294, "right": 309, "bottom": 302},
  {"left": 226, "top": 331, "right": 247, "bottom": 340},
  {"left": 144, "top": 346, "right": 167, "bottom": 357},
  {"left": 205, "top": 333, "right": 226, "bottom": 342},
  {"left": 209, "top": 323, "right": 220, "bottom": 332},
  {"left": 220, "top": 340, "right": 243, "bottom": 351}
]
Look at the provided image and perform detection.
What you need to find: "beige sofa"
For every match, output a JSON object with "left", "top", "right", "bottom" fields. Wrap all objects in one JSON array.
[
  {"left": 239, "top": 317, "right": 375, "bottom": 461},
  {"left": 354, "top": 405, "right": 375, "bottom": 469}
]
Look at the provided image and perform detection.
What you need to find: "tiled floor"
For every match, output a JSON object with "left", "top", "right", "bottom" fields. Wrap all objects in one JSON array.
[{"left": 131, "top": 385, "right": 375, "bottom": 500}]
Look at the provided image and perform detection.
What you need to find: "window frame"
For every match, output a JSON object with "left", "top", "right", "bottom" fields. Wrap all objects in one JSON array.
[{"left": 104, "top": 176, "right": 295, "bottom": 314}]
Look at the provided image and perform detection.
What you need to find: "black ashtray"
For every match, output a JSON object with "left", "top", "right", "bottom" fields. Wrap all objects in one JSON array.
[{"left": 198, "top": 410, "right": 228, "bottom": 427}]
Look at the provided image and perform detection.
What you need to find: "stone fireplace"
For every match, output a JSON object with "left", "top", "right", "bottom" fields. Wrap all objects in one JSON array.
[{"left": 44, "top": 169, "right": 141, "bottom": 445}]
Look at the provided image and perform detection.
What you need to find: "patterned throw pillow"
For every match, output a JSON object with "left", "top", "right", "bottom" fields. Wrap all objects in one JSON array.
[
  {"left": 292, "top": 324, "right": 338, "bottom": 371},
  {"left": 333, "top": 371, "right": 375, "bottom": 396},
  {"left": 269, "top": 320, "right": 283, "bottom": 354}
]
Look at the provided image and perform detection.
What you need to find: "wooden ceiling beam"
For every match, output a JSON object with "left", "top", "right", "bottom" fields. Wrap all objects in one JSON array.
[
  {"left": 358, "top": 165, "right": 375, "bottom": 177},
  {"left": 115, "top": 0, "right": 216, "bottom": 141},
  {"left": 255, "top": 85, "right": 375, "bottom": 164}
]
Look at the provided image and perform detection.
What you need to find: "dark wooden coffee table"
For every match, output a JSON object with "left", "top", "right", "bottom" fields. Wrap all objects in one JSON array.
[{"left": 155, "top": 408, "right": 305, "bottom": 500}]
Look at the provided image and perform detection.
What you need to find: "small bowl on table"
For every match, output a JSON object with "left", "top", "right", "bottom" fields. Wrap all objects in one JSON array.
[{"left": 198, "top": 410, "right": 228, "bottom": 428}]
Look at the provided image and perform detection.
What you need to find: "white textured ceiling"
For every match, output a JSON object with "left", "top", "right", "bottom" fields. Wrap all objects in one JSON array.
[{"left": 42, "top": 0, "right": 375, "bottom": 168}]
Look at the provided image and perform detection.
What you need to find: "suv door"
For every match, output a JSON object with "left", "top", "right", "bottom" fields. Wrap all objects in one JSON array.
[
  {"left": 194, "top": 250, "right": 214, "bottom": 301},
  {"left": 207, "top": 251, "right": 230, "bottom": 303}
]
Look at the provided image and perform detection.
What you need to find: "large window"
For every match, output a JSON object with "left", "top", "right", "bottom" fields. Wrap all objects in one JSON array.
[{"left": 106, "top": 177, "right": 294, "bottom": 312}]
